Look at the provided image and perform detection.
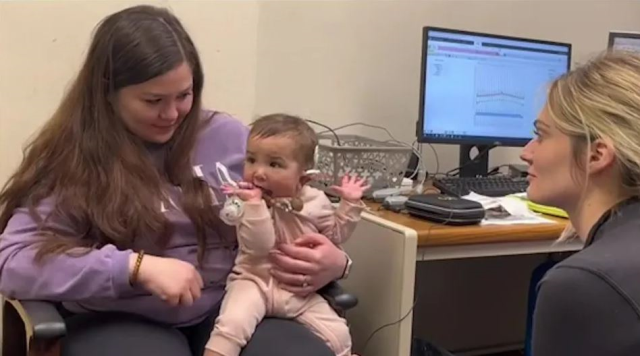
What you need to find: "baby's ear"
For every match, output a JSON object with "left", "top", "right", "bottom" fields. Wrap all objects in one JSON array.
[
  {"left": 300, "top": 175, "right": 313, "bottom": 186},
  {"left": 300, "top": 168, "right": 320, "bottom": 186}
]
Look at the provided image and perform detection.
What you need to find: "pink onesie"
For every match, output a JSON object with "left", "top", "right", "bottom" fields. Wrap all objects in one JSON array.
[{"left": 206, "top": 185, "right": 365, "bottom": 356}]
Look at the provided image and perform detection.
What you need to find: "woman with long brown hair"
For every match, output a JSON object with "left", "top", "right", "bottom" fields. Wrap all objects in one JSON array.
[{"left": 0, "top": 5, "right": 349, "bottom": 356}]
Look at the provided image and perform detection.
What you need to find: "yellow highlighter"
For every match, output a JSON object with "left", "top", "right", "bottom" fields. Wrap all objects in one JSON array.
[{"left": 510, "top": 194, "right": 569, "bottom": 218}]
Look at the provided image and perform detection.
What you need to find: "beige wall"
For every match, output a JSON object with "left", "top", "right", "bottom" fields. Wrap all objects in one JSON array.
[
  {"left": 254, "top": 0, "right": 640, "bottom": 173},
  {"left": 2, "top": 1, "right": 640, "bottom": 182}
]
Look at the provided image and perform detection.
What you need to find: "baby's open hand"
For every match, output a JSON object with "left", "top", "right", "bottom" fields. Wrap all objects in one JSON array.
[
  {"left": 330, "top": 175, "right": 371, "bottom": 202},
  {"left": 221, "top": 182, "right": 262, "bottom": 202}
]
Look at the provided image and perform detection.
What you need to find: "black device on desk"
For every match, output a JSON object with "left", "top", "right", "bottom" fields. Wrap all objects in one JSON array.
[
  {"left": 434, "top": 176, "right": 528, "bottom": 197},
  {"left": 406, "top": 194, "right": 485, "bottom": 225},
  {"left": 416, "top": 27, "right": 571, "bottom": 178}
]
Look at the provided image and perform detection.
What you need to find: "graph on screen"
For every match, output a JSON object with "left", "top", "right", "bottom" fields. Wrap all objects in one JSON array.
[
  {"left": 613, "top": 38, "right": 640, "bottom": 53},
  {"left": 474, "top": 63, "right": 526, "bottom": 127}
]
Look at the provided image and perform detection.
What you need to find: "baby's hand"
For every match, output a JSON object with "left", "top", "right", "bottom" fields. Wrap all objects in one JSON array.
[
  {"left": 221, "top": 182, "right": 262, "bottom": 202},
  {"left": 330, "top": 175, "right": 371, "bottom": 202}
]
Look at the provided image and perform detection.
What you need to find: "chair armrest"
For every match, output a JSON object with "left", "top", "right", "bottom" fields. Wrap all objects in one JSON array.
[
  {"left": 7, "top": 299, "right": 67, "bottom": 340},
  {"left": 317, "top": 281, "right": 358, "bottom": 312}
]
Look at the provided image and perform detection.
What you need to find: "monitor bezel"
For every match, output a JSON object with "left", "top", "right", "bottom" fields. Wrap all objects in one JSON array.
[
  {"left": 417, "top": 26, "right": 572, "bottom": 147},
  {"left": 608, "top": 31, "right": 640, "bottom": 50}
]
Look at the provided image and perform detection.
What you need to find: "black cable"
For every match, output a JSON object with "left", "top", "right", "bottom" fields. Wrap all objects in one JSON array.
[
  {"left": 361, "top": 296, "right": 419, "bottom": 355},
  {"left": 305, "top": 119, "right": 341, "bottom": 146},
  {"left": 487, "top": 164, "right": 510, "bottom": 176},
  {"left": 405, "top": 141, "right": 422, "bottom": 180},
  {"left": 446, "top": 145, "right": 494, "bottom": 177}
]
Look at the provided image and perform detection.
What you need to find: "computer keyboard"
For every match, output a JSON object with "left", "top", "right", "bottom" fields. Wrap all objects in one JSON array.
[{"left": 433, "top": 176, "right": 529, "bottom": 197}]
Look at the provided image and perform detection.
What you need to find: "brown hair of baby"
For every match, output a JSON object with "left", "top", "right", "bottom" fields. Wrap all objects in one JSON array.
[{"left": 249, "top": 113, "right": 318, "bottom": 171}]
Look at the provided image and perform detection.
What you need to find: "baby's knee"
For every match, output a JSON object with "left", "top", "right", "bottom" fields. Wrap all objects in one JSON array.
[{"left": 215, "top": 311, "right": 255, "bottom": 340}]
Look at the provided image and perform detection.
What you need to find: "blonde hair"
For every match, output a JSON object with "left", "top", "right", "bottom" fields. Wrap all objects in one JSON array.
[
  {"left": 546, "top": 51, "right": 640, "bottom": 241},
  {"left": 547, "top": 51, "right": 640, "bottom": 192}
]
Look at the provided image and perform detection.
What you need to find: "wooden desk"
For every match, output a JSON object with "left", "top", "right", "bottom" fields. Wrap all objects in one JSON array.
[
  {"left": 341, "top": 202, "right": 583, "bottom": 356},
  {"left": 367, "top": 201, "right": 567, "bottom": 246}
]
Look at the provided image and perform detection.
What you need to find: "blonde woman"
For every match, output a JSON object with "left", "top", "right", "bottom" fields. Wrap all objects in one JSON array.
[{"left": 521, "top": 51, "right": 640, "bottom": 355}]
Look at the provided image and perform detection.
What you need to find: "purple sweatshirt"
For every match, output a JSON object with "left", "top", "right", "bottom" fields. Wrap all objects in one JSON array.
[{"left": 0, "top": 111, "right": 248, "bottom": 327}]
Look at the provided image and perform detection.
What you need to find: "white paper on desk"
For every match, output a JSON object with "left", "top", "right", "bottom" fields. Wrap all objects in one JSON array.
[
  {"left": 480, "top": 212, "right": 554, "bottom": 225},
  {"left": 500, "top": 196, "right": 532, "bottom": 216},
  {"left": 462, "top": 192, "right": 555, "bottom": 225},
  {"left": 463, "top": 192, "right": 502, "bottom": 209}
]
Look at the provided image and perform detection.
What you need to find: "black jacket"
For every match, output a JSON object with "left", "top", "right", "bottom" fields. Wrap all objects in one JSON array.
[{"left": 533, "top": 197, "right": 640, "bottom": 356}]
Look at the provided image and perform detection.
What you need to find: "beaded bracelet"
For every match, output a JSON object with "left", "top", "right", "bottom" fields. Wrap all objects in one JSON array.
[{"left": 129, "top": 250, "right": 145, "bottom": 286}]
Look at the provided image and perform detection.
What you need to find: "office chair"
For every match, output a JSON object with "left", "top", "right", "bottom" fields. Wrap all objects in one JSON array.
[{"left": 2, "top": 282, "right": 357, "bottom": 356}]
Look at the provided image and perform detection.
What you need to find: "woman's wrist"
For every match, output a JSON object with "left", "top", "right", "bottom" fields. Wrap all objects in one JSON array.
[
  {"left": 128, "top": 251, "right": 145, "bottom": 286},
  {"left": 339, "top": 252, "right": 353, "bottom": 280},
  {"left": 128, "top": 253, "right": 137, "bottom": 273}
]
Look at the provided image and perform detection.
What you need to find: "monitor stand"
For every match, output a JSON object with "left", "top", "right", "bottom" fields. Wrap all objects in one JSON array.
[{"left": 458, "top": 144, "right": 494, "bottom": 178}]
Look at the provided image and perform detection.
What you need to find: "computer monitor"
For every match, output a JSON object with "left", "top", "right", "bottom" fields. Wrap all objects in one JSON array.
[
  {"left": 417, "top": 27, "right": 571, "bottom": 177},
  {"left": 608, "top": 31, "right": 640, "bottom": 53}
]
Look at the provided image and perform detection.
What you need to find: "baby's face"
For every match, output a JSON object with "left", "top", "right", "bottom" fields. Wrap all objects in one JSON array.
[{"left": 244, "top": 135, "right": 305, "bottom": 198}]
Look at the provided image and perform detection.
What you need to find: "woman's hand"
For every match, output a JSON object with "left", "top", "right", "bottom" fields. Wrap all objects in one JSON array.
[
  {"left": 131, "top": 254, "right": 204, "bottom": 307},
  {"left": 269, "top": 233, "right": 347, "bottom": 296}
]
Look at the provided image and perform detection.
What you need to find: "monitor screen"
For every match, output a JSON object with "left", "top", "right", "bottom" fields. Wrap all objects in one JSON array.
[
  {"left": 608, "top": 31, "right": 640, "bottom": 53},
  {"left": 418, "top": 27, "right": 571, "bottom": 146}
]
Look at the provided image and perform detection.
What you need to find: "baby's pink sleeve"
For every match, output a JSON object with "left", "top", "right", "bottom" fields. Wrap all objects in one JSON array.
[
  {"left": 236, "top": 201, "right": 276, "bottom": 256},
  {"left": 312, "top": 194, "right": 366, "bottom": 245}
]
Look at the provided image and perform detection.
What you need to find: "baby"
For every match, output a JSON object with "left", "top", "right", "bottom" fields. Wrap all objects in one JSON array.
[{"left": 204, "top": 114, "right": 369, "bottom": 356}]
